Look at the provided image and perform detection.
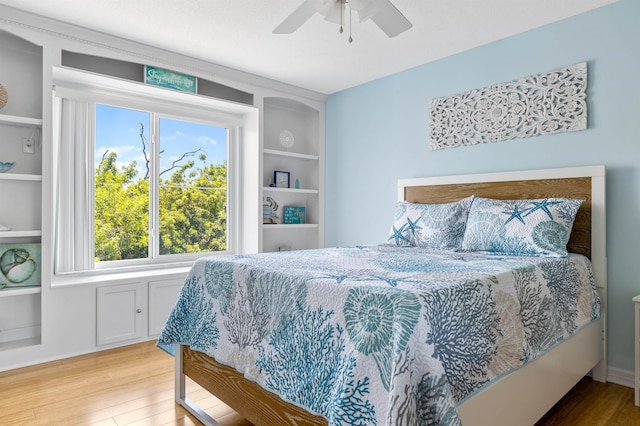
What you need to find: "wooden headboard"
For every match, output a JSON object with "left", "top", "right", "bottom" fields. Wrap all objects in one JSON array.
[
  {"left": 397, "top": 166, "right": 606, "bottom": 286},
  {"left": 403, "top": 177, "right": 592, "bottom": 259}
]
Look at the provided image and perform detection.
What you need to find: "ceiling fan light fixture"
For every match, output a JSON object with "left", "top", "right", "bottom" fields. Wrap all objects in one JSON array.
[
  {"left": 313, "top": 0, "right": 336, "bottom": 16},
  {"left": 322, "top": 2, "right": 345, "bottom": 24}
]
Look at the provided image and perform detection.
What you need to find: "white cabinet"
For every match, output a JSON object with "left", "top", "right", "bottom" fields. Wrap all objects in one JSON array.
[
  {"left": 148, "top": 278, "right": 184, "bottom": 337},
  {"left": 262, "top": 97, "right": 324, "bottom": 252},
  {"left": 97, "top": 276, "right": 186, "bottom": 346},
  {"left": 96, "top": 283, "right": 145, "bottom": 346}
]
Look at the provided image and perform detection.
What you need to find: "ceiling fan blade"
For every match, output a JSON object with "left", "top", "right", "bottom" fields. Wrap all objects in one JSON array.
[
  {"left": 273, "top": 0, "right": 317, "bottom": 34},
  {"left": 370, "top": 0, "right": 412, "bottom": 38}
]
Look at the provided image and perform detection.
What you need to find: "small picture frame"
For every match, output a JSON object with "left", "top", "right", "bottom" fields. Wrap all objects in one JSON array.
[{"left": 274, "top": 171, "right": 290, "bottom": 188}]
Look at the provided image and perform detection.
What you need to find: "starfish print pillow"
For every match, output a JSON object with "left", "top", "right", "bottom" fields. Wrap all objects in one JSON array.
[
  {"left": 387, "top": 196, "right": 474, "bottom": 250},
  {"left": 461, "top": 197, "right": 583, "bottom": 257}
]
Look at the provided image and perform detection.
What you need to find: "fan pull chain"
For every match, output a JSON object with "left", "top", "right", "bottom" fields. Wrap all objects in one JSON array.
[
  {"left": 339, "top": 0, "right": 344, "bottom": 34},
  {"left": 348, "top": 6, "right": 353, "bottom": 42}
]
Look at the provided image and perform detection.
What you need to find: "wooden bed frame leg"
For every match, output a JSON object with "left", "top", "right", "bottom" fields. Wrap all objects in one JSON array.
[{"left": 175, "top": 344, "right": 222, "bottom": 426}]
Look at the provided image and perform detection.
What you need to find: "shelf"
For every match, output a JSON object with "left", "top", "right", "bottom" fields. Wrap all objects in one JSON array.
[
  {"left": 0, "top": 286, "right": 41, "bottom": 298},
  {"left": 0, "top": 336, "right": 41, "bottom": 351},
  {"left": 263, "top": 187, "right": 318, "bottom": 194},
  {"left": 0, "top": 230, "right": 41, "bottom": 238},
  {"left": 264, "top": 149, "right": 318, "bottom": 161},
  {"left": 0, "top": 173, "right": 42, "bottom": 181},
  {"left": 262, "top": 224, "right": 319, "bottom": 229},
  {"left": 0, "top": 114, "right": 42, "bottom": 127}
]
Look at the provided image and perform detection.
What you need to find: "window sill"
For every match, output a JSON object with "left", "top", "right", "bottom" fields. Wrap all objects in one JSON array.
[{"left": 51, "top": 263, "right": 193, "bottom": 288}]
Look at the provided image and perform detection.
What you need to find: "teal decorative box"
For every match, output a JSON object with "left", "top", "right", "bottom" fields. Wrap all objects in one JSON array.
[{"left": 283, "top": 206, "right": 306, "bottom": 224}]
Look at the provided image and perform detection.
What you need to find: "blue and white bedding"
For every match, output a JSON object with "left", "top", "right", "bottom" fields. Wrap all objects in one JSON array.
[{"left": 158, "top": 245, "right": 601, "bottom": 426}]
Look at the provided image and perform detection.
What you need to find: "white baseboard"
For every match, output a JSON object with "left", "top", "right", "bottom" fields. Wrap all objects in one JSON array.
[{"left": 607, "top": 366, "right": 635, "bottom": 388}]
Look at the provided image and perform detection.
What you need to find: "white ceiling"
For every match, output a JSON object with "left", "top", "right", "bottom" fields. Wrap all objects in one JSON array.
[{"left": 0, "top": 0, "right": 618, "bottom": 94}]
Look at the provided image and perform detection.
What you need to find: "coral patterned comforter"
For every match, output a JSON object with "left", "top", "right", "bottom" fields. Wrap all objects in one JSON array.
[{"left": 158, "top": 245, "right": 601, "bottom": 425}]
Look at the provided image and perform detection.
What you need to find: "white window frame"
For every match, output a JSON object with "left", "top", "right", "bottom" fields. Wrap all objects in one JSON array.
[{"left": 52, "top": 67, "right": 250, "bottom": 276}]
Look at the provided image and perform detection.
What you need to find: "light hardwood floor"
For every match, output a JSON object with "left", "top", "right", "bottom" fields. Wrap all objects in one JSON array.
[
  {"left": 0, "top": 341, "right": 638, "bottom": 425},
  {"left": 0, "top": 341, "right": 251, "bottom": 426}
]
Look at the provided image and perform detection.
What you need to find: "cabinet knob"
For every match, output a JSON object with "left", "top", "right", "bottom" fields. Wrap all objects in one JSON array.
[{"left": 136, "top": 308, "right": 142, "bottom": 314}]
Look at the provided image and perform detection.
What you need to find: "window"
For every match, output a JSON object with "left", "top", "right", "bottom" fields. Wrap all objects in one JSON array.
[
  {"left": 94, "top": 105, "right": 229, "bottom": 265},
  {"left": 52, "top": 67, "right": 255, "bottom": 276}
]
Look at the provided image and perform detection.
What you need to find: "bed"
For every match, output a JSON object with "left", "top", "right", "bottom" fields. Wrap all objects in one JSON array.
[{"left": 159, "top": 165, "right": 607, "bottom": 426}]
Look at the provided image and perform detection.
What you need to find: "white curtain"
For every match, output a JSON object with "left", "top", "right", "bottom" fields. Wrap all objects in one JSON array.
[{"left": 53, "top": 97, "right": 94, "bottom": 274}]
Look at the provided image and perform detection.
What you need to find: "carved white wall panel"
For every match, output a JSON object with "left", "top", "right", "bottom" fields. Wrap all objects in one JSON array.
[{"left": 429, "top": 62, "right": 587, "bottom": 150}]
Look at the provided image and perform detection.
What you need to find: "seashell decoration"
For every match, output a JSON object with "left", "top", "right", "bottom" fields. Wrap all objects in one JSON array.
[
  {"left": 0, "top": 161, "right": 16, "bottom": 173},
  {"left": 0, "top": 83, "right": 7, "bottom": 109},
  {"left": 279, "top": 129, "right": 294, "bottom": 148},
  {"left": 343, "top": 286, "right": 421, "bottom": 391}
]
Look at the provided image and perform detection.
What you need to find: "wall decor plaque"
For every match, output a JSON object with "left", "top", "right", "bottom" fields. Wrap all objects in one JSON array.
[
  {"left": 283, "top": 206, "right": 306, "bottom": 224},
  {"left": 0, "top": 243, "right": 40, "bottom": 289},
  {"left": 429, "top": 62, "right": 587, "bottom": 150},
  {"left": 144, "top": 65, "right": 196, "bottom": 93}
]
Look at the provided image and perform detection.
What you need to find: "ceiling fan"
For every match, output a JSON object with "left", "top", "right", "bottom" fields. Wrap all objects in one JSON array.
[{"left": 273, "top": 0, "right": 412, "bottom": 41}]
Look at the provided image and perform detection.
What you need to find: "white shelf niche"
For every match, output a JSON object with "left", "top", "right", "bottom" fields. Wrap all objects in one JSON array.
[{"left": 262, "top": 96, "right": 323, "bottom": 253}]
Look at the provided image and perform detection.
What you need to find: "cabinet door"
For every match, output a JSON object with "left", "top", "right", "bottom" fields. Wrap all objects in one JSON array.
[
  {"left": 148, "top": 278, "right": 184, "bottom": 337},
  {"left": 96, "top": 283, "right": 144, "bottom": 346}
]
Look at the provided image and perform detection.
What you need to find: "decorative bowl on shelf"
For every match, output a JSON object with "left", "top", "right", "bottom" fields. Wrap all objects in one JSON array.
[
  {"left": 0, "top": 83, "right": 7, "bottom": 110},
  {"left": 0, "top": 162, "right": 15, "bottom": 173}
]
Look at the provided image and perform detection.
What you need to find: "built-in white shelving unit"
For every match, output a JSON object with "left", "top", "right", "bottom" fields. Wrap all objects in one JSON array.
[
  {"left": 261, "top": 97, "right": 324, "bottom": 253},
  {"left": 0, "top": 29, "right": 43, "bottom": 351}
]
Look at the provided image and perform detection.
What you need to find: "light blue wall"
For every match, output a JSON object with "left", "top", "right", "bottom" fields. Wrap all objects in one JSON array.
[{"left": 326, "top": 0, "right": 639, "bottom": 374}]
